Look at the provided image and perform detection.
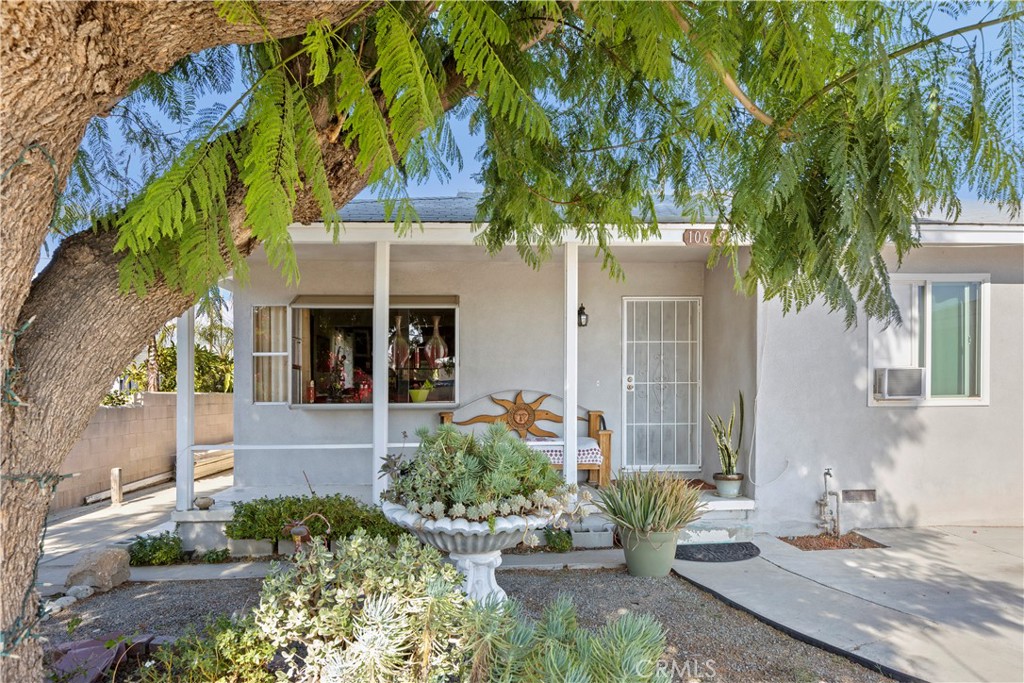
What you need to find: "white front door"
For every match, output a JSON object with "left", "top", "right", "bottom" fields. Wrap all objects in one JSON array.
[{"left": 622, "top": 297, "right": 701, "bottom": 471}]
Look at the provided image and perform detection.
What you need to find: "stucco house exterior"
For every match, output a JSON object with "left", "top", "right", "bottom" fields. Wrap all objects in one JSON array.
[{"left": 174, "top": 194, "right": 1023, "bottom": 537}]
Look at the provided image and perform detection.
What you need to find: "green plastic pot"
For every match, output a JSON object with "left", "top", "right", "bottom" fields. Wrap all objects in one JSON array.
[{"left": 620, "top": 529, "right": 679, "bottom": 577}]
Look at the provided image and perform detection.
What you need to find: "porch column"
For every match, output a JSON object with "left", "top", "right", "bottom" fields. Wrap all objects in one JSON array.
[
  {"left": 371, "top": 241, "right": 390, "bottom": 502},
  {"left": 563, "top": 242, "right": 579, "bottom": 485},
  {"left": 175, "top": 307, "right": 195, "bottom": 511}
]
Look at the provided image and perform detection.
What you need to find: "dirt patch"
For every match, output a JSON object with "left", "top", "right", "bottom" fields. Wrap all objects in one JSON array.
[{"left": 780, "top": 532, "right": 887, "bottom": 551}]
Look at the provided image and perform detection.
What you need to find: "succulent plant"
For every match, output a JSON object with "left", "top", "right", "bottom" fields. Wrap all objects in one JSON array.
[{"left": 382, "top": 423, "right": 583, "bottom": 526}]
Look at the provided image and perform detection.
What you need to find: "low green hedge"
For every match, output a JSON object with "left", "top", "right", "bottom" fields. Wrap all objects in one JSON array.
[{"left": 224, "top": 494, "right": 405, "bottom": 543}]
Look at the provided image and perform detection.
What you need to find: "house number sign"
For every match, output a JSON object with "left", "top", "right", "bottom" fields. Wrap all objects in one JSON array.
[{"left": 682, "top": 228, "right": 714, "bottom": 245}]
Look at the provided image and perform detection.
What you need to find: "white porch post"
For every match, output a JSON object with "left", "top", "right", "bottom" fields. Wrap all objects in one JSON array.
[
  {"left": 371, "top": 242, "right": 390, "bottom": 502},
  {"left": 564, "top": 242, "right": 579, "bottom": 485},
  {"left": 175, "top": 307, "right": 196, "bottom": 511}
]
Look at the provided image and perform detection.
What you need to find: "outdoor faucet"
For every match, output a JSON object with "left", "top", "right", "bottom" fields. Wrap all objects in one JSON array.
[{"left": 817, "top": 468, "right": 839, "bottom": 536}]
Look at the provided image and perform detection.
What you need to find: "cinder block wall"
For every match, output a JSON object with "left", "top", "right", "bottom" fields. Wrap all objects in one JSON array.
[{"left": 52, "top": 392, "right": 233, "bottom": 511}]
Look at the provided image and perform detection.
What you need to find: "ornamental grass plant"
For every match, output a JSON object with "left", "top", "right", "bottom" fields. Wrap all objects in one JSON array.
[{"left": 596, "top": 469, "right": 706, "bottom": 534}]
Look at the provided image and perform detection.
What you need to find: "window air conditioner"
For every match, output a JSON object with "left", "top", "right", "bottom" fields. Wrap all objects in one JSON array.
[{"left": 873, "top": 368, "right": 925, "bottom": 399}]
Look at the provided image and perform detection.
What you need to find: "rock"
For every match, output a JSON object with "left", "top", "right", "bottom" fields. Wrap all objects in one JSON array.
[
  {"left": 147, "top": 635, "right": 177, "bottom": 654},
  {"left": 53, "top": 640, "right": 125, "bottom": 683},
  {"left": 122, "top": 634, "right": 154, "bottom": 659},
  {"left": 44, "top": 595, "right": 77, "bottom": 614},
  {"left": 65, "top": 548, "right": 130, "bottom": 592},
  {"left": 66, "top": 585, "right": 95, "bottom": 600}
]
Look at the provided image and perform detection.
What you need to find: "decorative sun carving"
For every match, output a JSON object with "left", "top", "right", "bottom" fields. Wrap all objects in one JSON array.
[{"left": 456, "top": 391, "right": 563, "bottom": 438}]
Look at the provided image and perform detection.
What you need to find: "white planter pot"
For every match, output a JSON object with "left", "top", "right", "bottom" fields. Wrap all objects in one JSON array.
[
  {"left": 713, "top": 473, "right": 744, "bottom": 498},
  {"left": 382, "top": 501, "right": 552, "bottom": 601}
]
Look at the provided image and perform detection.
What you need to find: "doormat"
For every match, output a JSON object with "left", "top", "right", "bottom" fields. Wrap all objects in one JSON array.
[{"left": 675, "top": 542, "right": 761, "bottom": 562}]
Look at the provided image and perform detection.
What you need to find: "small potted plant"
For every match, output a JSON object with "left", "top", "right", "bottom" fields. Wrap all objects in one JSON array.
[
  {"left": 708, "top": 391, "right": 745, "bottom": 498},
  {"left": 381, "top": 423, "right": 585, "bottom": 600},
  {"left": 408, "top": 378, "right": 432, "bottom": 403},
  {"left": 596, "top": 469, "right": 705, "bottom": 577}
]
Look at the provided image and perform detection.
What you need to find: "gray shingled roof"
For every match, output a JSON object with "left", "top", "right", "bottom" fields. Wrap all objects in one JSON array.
[
  {"left": 338, "top": 192, "right": 692, "bottom": 223},
  {"left": 337, "top": 193, "right": 1021, "bottom": 226}
]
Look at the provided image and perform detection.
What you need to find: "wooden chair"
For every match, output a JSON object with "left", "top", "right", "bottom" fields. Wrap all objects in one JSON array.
[{"left": 439, "top": 390, "right": 612, "bottom": 487}]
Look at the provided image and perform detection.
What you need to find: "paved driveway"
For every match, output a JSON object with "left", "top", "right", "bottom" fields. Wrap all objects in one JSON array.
[{"left": 673, "top": 527, "right": 1023, "bottom": 683}]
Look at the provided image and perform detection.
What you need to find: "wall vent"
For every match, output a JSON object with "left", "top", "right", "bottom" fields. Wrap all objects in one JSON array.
[{"left": 842, "top": 489, "right": 877, "bottom": 503}]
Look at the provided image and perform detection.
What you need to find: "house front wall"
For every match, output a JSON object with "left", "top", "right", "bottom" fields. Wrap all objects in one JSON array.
[
  {"left": 752, "top": 245, "right": 1024, "bottom": 534},
  {"left": 233, "top": 244, "right": 714, "bottom": 501}
]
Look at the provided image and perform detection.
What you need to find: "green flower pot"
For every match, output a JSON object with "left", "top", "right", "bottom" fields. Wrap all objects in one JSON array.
[{"left": 620, "top": 529, "right": 679, "bottom": 577}]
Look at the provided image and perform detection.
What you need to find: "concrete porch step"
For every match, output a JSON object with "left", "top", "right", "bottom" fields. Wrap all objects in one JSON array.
[{"left": 678, "top": 520, "right": 754, "bottom": 545}]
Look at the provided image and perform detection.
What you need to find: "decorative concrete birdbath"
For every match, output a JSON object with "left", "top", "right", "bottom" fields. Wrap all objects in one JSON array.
[{"left": 382, "top": 501, "right": 551, "bottom": 601}]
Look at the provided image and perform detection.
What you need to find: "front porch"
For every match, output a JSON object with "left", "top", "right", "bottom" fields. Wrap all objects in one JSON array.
[{"left": 172, "top": 201, "right": 760, "bottom": 526}]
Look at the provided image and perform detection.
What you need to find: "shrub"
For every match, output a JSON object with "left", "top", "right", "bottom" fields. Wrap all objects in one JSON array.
[
  {"left": 128, "top": 532, "right": 668, "bottom": 682},
  {"left": 382, "top": 423, "right": 580, "bottom": 524},
  {"left": 133, "top": 615, "right": 275, "bottom": 682},
  {"left": 544, "top": 527, "right": 573, "bottom": 553},
  {"left": 200, "top": 547, "right": 230, "bottom": 564},
  {"left": 127, "top": 531, "right": 184, "bottom": 566},
  {"left": 254, "top": 532, "right": 469, "bottom": 681},
  {"left": 224, "top": 494, "right": 405, "bottom": 543},
  {"left": 253, "top": 532, "right": 669, "bottom": 682}
]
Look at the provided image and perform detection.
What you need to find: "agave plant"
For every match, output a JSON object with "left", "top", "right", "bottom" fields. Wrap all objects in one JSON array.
[
  {"left": 708, "top": 391, "right": 745, "bottom": 476},
  {"left": 595, "top": 469, "right": 705, "bottom": 533}
]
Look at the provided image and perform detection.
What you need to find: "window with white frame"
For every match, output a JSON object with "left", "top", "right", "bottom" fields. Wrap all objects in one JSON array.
[
  {"left": 252, "top": 306, "right": 289, "bottom": 403},
  {"left": 287, "top": 297, "right": 458, "bottom": 406},
  {"left": 869, "top": 275, "right": 988, "bottom": 404}
]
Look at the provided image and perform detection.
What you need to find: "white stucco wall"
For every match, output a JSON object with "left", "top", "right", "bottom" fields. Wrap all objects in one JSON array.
[
  {"left": 233, "top": 244, "right": 709, "bottom": 500},
  {"left": 751, "top": 245, "right": 1024, "bottom": 534},
  {"left": 701, "top": 250, "right": 758, "bottom": 488}
]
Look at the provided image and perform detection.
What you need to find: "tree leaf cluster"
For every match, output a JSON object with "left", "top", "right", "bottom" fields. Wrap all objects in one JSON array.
[{"left": 62, "top": 1, "right": 1024, "bottom": 323}]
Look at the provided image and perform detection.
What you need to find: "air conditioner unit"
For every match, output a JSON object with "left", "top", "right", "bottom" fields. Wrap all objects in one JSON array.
[{"left": 873, "top": 368, "right": 925, "bottom": 399}]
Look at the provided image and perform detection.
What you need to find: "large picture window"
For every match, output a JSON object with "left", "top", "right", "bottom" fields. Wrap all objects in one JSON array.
[
  {"left": 287, "top": 298, "right": 457, "bottom": 405},
  {"left": 869, "top": 275, "right": 988, "bottom": 404}
]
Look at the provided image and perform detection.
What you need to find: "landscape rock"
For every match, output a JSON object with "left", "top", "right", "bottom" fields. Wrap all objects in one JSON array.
[
  {"left": 67, "top": 585, "right": 95, "bottom": 600},
  {"left": 44, "top": 595, "right": 78, "bottom": 614},
  {"left": 52, "top": 640, "right": 126, "bottom": 683},
  {"left": 65, "top": 548, "right": 130, "bottom": 592}
]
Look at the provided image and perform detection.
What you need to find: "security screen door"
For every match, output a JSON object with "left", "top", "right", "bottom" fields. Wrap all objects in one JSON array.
[{"left": 623, "top": 297, "right": 701, "bottom": 471}]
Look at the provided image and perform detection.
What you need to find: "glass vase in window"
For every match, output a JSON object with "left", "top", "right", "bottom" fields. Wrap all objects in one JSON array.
[
  {"left": 424, "top": 315, "right": 448, "bottom": 367},
  {"left": 389, "top": 315, "right": 410, "bottom": 370}
]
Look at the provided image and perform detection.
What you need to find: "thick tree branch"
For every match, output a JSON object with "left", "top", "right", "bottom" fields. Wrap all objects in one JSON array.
[{"left": 666, "top": 2, "right": 776, "bottom": 128}]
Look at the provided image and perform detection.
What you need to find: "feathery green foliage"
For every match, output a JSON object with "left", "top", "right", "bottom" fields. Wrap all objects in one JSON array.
[{"left": 58, "top": 1, "right": 1022, "bottom": 323}]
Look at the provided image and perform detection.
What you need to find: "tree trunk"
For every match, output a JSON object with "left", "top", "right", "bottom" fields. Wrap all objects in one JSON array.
[
  {"left": 0, "top": 2, "right": 380, "bottom": 678},
  {"left": 147, "top": 336, "right": 158, "bottom": 392}
]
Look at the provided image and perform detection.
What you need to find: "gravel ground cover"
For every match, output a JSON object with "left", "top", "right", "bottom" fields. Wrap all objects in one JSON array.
[{"left": 40, "top": 569, "right": 891, "bottom": 682}]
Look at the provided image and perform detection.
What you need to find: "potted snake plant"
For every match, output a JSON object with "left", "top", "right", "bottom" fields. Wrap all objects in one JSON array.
[
  {"left": 708, "top": 391, "right": 745, "bottom": 498},
  {"left": 595, "top": 469, "right": 705, "bottom": 577}
]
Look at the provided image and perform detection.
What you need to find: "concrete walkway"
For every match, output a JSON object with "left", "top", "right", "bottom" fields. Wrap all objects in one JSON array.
[
  {"left": 673, "top": 529, "right": 1024, "bottom": 683},
  {"left": 37, "top": 474, "right": 234, "bottom": 597}
]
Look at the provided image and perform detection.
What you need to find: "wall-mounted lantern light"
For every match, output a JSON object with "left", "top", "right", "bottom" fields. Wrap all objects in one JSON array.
[{"left": 577, "top": 304, "right": 589, "bottom": 328}]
